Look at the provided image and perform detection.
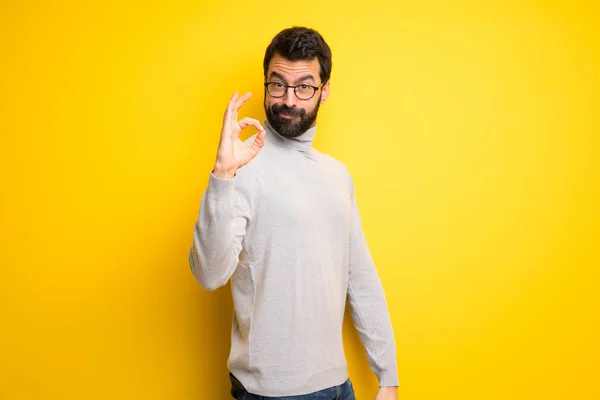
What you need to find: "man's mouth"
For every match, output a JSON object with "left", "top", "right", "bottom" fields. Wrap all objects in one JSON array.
[{"left": 279, "top": 113, "right": 297, "bottom": 119}]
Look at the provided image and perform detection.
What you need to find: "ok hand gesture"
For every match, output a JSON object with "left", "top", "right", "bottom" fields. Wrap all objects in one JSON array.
[{"left": 212, "top": 92, "right": 266, "bottom": 179}]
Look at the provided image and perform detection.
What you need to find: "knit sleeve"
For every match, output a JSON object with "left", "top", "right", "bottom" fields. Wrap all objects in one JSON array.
[
  {"left": 346, "top": 176, "right": 400, "bottom": 387},
  {"left": 188, "top": 171, "right": 252, "bottom": 291}
]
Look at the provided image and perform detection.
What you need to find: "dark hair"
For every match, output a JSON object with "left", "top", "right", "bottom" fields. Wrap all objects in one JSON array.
[{"left": 263, "top": 27, "right": 332, "bottom": 85}]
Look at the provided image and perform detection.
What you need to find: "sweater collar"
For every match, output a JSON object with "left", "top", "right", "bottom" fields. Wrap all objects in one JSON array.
[{"left": 264, "top": 120, "right": 317, "bottom": 152}]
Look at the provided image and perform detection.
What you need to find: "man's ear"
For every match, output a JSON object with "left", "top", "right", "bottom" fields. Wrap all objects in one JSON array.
[{"left": 321, "top": 81, "right": 330, "bottom": 104}]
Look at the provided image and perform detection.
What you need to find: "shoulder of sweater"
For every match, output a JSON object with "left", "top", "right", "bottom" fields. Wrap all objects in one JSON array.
[
  {"left": 311, "top": 148, "right": 354, "bottom": 192},
  {"left": 311, "top": 148, "right": 348, "bottom": 172}
]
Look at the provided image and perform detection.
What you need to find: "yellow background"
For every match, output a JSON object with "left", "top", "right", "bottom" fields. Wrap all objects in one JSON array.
[{"left": 1, "top": 0, "right": 599, "bottom": 399}]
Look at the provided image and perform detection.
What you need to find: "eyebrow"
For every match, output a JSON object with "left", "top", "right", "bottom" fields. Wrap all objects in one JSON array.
[{"left": 269, "top": 71, "right": 316, "bottom": 84}]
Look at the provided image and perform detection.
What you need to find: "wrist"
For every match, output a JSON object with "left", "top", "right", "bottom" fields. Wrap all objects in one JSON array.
[{"left": 212, "top": 165, "right": 237, "bottom": 180}]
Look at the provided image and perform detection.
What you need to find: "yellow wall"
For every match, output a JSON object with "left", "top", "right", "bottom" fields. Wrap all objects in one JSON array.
[{"left": 1, "top": 1, "right": 598, "bottom": 399}]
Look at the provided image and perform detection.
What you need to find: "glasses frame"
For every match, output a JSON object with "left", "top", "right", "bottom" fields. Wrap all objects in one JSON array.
[{"left": 264, "top": 81, "right": 324, "bottom": 100}]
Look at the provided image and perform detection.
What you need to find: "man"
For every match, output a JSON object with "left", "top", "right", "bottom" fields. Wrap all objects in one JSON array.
[{"left": 189, "top": 27, "right": 399, "bottom": 400}]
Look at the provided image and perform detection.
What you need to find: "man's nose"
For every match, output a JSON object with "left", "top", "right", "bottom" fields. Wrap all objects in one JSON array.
[{"left": 282, "top": 87, "right": 298, "bottom": 107}]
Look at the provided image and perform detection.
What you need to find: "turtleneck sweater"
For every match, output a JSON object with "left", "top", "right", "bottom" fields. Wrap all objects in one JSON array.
[{"left": 189, "top": 121, "right": 399, "bottom": 396}]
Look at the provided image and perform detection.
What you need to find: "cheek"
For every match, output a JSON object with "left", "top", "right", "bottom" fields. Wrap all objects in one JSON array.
[
  {"left": 306, "top": 100, "right": 319, "bottom": 113},
  {"left": 265, "top": 99, "right": 278, "bottom": 110}
]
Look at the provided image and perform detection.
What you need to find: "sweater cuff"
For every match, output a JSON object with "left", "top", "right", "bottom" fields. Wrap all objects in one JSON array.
[
  {"left": 378, "top": 369, "right": 400, "bottom": 387},
  {"left": 208, "top": 171, "right": 236, "bottom": 196},
  {"left": 210, "top": 169, "right": 236, "bottom": 180},
  {"left": 375, "top": 352, "right": 400, "bottom": 387}
]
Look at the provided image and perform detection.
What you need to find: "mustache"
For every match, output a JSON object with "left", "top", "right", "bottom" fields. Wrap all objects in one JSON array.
[{"left": 271, "top": 104, "right": 305, "bottom": 117}]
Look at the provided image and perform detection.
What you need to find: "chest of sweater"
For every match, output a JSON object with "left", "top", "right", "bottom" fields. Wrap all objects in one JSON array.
[
  {"left": 241, "top": 148, "right": 351, "bottom": 316},
  {"left": 247, "top": 148, "right": 352, "bottom": 257},
  {"left": 250, "top": 150, "right": 351, "bottom": 243}
]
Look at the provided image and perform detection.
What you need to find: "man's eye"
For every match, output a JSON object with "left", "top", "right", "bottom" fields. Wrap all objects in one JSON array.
[
  {"left": 299, "top": 84, "right": 310, "bottom": 90},
  {"left": 274, "top": 82, "right": 284, "bottom": 87}
]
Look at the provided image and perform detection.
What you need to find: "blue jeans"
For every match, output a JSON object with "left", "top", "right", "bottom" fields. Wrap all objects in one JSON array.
[{"left": 229, "top": 372, "right": 356, "bottom": 400}]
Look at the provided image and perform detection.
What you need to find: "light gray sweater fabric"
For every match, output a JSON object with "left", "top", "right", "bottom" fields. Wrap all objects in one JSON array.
[{"left": 189, "top": 121, "right": 399, "bottom": 396}]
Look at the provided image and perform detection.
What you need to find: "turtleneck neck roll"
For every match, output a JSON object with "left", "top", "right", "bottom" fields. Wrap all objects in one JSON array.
[{"left": 264, "top": 120, "right": 317, "bottom": 153}]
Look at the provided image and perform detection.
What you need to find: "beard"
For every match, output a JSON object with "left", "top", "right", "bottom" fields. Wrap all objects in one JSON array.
[{"left": 264, "top": 94, "right": 321, "bottom": 138}]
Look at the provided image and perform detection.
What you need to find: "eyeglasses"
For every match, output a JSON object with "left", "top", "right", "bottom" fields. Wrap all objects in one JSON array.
[{"left": 264, "top": 81, "right": 323, "bottom": 100}]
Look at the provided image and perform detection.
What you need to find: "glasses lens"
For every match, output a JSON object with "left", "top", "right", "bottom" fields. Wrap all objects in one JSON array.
[
  {"left": 267, "top": 83, "right": 286, "bottom": 97},
  {"left": 295, "top": 85, "right": 315, "bottom": 100}
]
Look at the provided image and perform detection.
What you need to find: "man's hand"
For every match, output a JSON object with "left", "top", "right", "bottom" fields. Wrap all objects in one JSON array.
[
  {"left": 375, "top": 386, "right": 398, "bottom": 400},
  {"left": 213, "top": 92, "right": 266, "bottom": 179}
]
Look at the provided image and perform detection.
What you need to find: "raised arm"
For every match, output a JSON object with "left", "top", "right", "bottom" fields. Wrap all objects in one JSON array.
[{"left": 188, "top": 92, "right": 265, "bottom": 290}]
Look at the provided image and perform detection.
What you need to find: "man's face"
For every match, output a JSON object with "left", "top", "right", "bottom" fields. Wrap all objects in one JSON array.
[{"left": 264, "top": 53, "right": 330, "bottom": 138}]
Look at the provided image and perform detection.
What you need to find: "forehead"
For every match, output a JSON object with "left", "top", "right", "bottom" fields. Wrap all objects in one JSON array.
[{"left": 267, "top": 53, "right": 320, "bottom": 82}]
